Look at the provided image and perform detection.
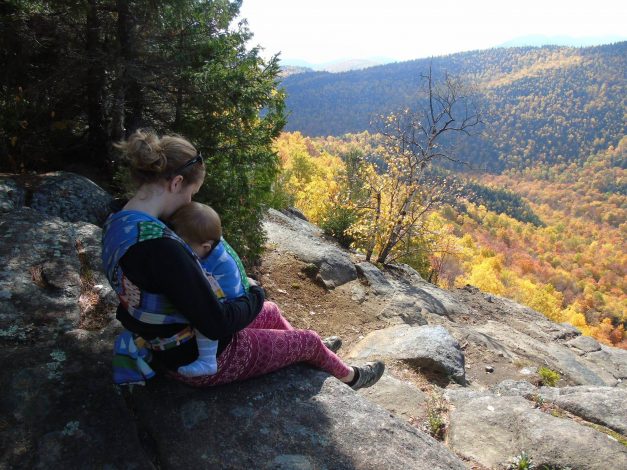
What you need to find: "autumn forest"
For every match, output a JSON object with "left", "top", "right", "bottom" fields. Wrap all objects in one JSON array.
[
  {"left": 270, "top": 43, "right": 626, "bottom": 349},
  {"left": 270, "top": 131, "right": 626, "bottom": 348}
]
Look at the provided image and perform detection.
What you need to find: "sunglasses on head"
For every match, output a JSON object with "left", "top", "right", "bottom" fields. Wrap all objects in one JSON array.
[{"left": 172, "top": 152, "right": 203, "bottom": 175}]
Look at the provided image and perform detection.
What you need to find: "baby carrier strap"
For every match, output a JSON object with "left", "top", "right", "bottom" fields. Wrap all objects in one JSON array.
[{"left": 102, "top": 210, "right": 198, "bottom": 325}]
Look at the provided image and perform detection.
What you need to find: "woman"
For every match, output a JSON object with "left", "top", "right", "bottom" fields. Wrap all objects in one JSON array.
[{"left": 102, "top": 129, "right": 384, "bottom": 390}]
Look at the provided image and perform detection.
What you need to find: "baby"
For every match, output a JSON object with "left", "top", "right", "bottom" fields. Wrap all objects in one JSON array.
[{"left": 168, "top": 201, "right": 250, "bottom": 377}]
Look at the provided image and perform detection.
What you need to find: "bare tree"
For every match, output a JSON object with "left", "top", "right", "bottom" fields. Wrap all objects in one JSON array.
[{"left": 369, "top": 66, "right": 482, "bottom": 264}]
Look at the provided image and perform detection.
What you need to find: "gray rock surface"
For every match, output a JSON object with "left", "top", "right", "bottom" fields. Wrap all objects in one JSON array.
[
  {"left": 382, "top": 266, "right": 470, "bottom": 320},
  {"left": 585, "top": 346, "right": 627, "bottom": 383},
  {"left": 0, "top": 208, "right": 82, "bottom": 340},
  {"left": 0, "top": 208, "right": 115, "bottom": 340},
  {"left": 132, "top": 367, "right": 464, "bottom": 470},
  {"left": 377, "top": 290, "right": 428, "bottom": 325},
  {"left": 1, "top": 199, "right": 465, "bottom": 469},
  {"left": 0, "top": 208, "right": 147, "bottom": 469},
  {"left": 430, "top": 287, "right": 627, "bottom": 388},
  {"left": 4, "top": 174, "right": 627, "bottom": 470},
  {"left": 490, "top": 379, "right": 538, "bottom": 397},
  {"left": 474, "top": 320, "right": 619, "bottom": 386},
  {"left": 347, "top": 325, "right": 466, "bottom": 384},
  {"left": 1, "top": 172, "right": 113, "bottom": 225},
  {"left": 350, "top": 282, "right": 367, "bottom": 303},
  {"left": 263, "top": 209, "right": 357, "bottom": 288},
  {"left": 0, "top": 175, "right": 25, "bottom": 212},
  {"left": 567, "top": 335, "right": 603, "bottom": 354},
  {"left": 448, "top": 395, "right": 627, "bottom": 470},
  {"left": 355, "top": 262, "right": 394, "bottom": 295},
  {"left": 30, "top": 171, "right": 114, "bottom": 225},
  {"left": 537, "top": 386, "right": 627, "bottom": 435},
  {"left": 357, "top": 373, "right": 427, "bottom": 419}
]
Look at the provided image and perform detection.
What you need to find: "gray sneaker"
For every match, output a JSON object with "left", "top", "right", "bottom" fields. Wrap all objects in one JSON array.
[
  {"left": 322, "top": 336, "right": 342, "bottom": 353},
  {"left": 350, "top": 361, "right": 385, "bottom": 390}
]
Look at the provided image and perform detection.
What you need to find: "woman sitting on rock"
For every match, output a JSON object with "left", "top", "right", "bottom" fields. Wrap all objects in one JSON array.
[{"left": 101, "top": 129, "right": 384, "bottom": 390}]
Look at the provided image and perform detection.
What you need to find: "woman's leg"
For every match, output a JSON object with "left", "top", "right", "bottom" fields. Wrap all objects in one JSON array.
[
  {"left": 172, "top": 327, "right": 352, "bottom": 387},
  {"left": 246, "top": 301, "right": 294, "bottom": 331}
]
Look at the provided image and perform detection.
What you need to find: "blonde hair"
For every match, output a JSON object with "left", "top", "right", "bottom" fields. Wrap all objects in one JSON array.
[
  {"left": 114, "top": 129, "right": 204, "bottom": 186},
  {"left": 168, "top": 201, "right": 222, "bottom": 244}
]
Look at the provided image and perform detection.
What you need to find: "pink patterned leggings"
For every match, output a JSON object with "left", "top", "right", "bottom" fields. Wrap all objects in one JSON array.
[{"left": 171, "top": 301, "right": 352, "bottom": 387}]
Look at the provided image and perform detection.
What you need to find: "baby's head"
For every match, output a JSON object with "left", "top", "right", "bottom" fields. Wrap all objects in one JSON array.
[{"left": 168, "top": 201, "right": 222, "bottom": 259}]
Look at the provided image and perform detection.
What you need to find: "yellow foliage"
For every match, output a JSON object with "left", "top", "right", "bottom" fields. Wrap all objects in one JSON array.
[
  {"left": 457, "top": 256, "right": 506, "bottom": 295},
  {"left": 273, "top": 133, "right": 347, "bottom": 224},
  {"left": 512, "top": 278, "right": 564, "bottom": 322}
]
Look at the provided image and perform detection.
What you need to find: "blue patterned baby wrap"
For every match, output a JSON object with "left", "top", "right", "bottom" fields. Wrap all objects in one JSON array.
[
  {"left": 102, "top": 210, "right": 202, "bottom": 385},
  {"left": 200, "top": 238, "right": 250, "bottom": 302}
]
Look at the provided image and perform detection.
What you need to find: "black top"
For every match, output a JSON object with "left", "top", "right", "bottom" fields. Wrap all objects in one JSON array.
[{"left": 116, "top": 237, "right": 265, "bottom": 370}]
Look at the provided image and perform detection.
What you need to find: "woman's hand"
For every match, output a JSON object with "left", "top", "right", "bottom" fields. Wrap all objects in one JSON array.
[{"left": 247, "top": 277, "right": 259, "bottom": 287}]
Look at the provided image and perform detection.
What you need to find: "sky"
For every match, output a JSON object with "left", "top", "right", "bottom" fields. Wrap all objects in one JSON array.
[{"left": 238, "top": 0, "right": 626, "bottom": 65}]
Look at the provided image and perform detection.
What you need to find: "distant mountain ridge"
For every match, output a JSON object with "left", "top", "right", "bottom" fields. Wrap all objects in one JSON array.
[
  {"left": 280, "top": 57, "right": 395, "bottom": 73},
  {"left": 280, "top": 43, "right": 627, "bottom": 172},
  {"left": 498, "top": 35, "right": 627, "bottom": 48}
]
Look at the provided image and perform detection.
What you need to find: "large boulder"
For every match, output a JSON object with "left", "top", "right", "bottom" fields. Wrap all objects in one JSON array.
[
  {"left": 447, "top": 394, "right": 627, "bottom": 470},
  {"left": 132, "top": 367, "right": 465, "bottom": 470},
  {"left": 1, "top": 193, "right": 465, "bottom": 469},
  {"left": 31, "top": 172, "right": 114, "bottom": 225},
  {"left": 1, "top": 208, "right": 82, "bottom": 338},
  {"left": 0, "top": 208, "right": 115, "bottom": 339},
  {"left": 0, "top": 172, "right": 114, "bottom": 225},
  {"left": 357, "top": 373, "right": 427, "bottom": 420},
  {"left": 0, "top": 208, "right": 146, "bottom": 469},
  {"left": 537, "top": 385, "right": 627, "bottom": 435},
  {"left": 355, "top": 262, "right": 394, "bottom": 296},
  {"left": 263, "top": 209, "right": 357, "bottom": 289},
  {"left": 347, "top": 325, "right": 466, "bottom": 384},
  {"left": 474, "top": 320, "right": 622, "bottom": 386},
  {"left": 382, "top": 265, "right": 470, "bottom": 320}
]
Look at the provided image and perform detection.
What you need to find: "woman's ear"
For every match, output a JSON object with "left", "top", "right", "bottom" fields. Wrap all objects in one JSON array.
[{"left": 169, "top": 175, "right": 184, "bottom": 192}]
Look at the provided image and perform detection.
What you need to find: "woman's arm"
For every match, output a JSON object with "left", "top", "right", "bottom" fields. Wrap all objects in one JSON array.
[{"left": 120, "top": 238, "right": 265, "bottom": 339}]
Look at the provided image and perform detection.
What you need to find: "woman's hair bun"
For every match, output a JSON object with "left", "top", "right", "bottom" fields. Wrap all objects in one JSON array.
[
  {"left": 114, "top": 129, "right": 203, "bottom": 187},
  {"left": 117, "top": 129, "right": 167, "bottom": 173}
]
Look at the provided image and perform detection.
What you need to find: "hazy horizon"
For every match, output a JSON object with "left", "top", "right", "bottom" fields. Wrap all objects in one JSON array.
[
  {"left": 238, "top": 0, "right": 626, "bottom": 64},
  {"left": 278, "top": 35, "right": 626, "bottom": 69}
]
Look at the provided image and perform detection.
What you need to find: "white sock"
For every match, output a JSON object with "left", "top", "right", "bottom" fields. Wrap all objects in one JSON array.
[{"left": 177, "top": 331, "right": 218, "bottom": 377}]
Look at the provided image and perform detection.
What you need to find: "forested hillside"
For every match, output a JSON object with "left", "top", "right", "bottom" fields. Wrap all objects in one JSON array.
[
  {"left": 269, "top": 132, "right": 626, "bottom": 348},
  {"left": 281, "top": 43, "right": 627, "bottom": 171}
]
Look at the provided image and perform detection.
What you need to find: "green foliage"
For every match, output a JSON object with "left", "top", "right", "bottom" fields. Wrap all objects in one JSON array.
[
  {"left": 427, "top": 411, "right": 444, "bottom": 440},
  {"left": 425, "top": 394, "right": 447, "bottom": 440},
  {"left": 507, "top": 451, "right": 534, "bottom": 470},
  {"left": 2, "top": 0, "right": 286, "bottom": 265},
  {"left": 267, "top": 181, "right": 296, "bottom": 211},
  {"left": 319, "top": 204, "right": 359, "bottom": 248},
  {"left": 537, "top": 366, "right": 561, "bottom": 387},
  {"left": 396, "top": 236, "right": 433, "bottom": 281},
  {"left": 463, "top": 180, "right": 544, "bottom": 226}
]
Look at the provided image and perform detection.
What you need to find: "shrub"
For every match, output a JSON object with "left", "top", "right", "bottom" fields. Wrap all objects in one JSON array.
[
  {"left": 538, "top": 366, "right": 561, "bottom": 387},
  {"left": 424, "top": 394, "right": 447, "bottom": 440},
  {"left": 507, "top": 451, "right": 534, "bottom": 470},
  {"left": 319, "top": 205, "right": 358, "bottom": 248}
]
